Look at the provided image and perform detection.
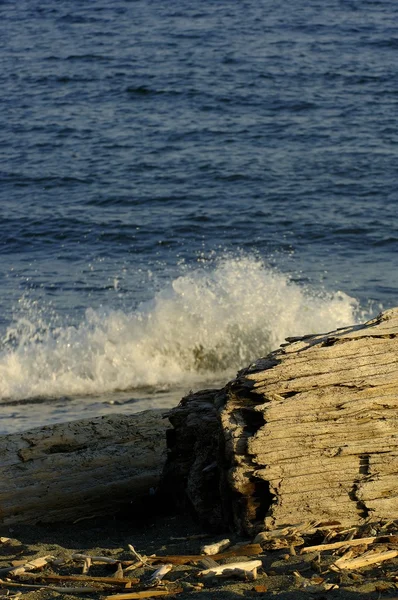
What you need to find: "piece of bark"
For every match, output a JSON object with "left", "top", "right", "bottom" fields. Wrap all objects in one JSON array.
[
  {"left": 0, "top": 410, "right": 168, "bottom": 525},
  {"left": 164, "top": 308, "right": 398, "bottom": 534}
]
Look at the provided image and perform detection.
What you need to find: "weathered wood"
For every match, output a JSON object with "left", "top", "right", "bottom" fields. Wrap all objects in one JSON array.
[
  {"left": 164, "top": 307, "right": 398, "bottom": 534},
  {"left": 331, "top": 548, "right": 398, "bottom": 571},
  {"left": 198, "top": 559, "right": 262, "bottom": 580},
  {"left": 0, "top": 410, "right": 168, "bottom": 525}
]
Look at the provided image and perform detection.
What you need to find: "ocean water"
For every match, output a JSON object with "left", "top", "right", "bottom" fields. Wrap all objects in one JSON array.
[{"left": 0, "top": 0, "right": 397, "bottom": 433}]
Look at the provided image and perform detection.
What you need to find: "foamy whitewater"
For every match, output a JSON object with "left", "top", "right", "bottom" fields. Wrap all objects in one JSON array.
[{"left": 0, "top": 257, "right": 365, "bottom": 402}]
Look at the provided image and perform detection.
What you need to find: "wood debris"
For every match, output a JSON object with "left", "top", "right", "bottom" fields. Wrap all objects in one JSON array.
[
  {"left": 144, "top": 564, "right": 173, "bottom": 587},
  {"left": 201, "top": 538, "right": 231, "bottom": 555},
  {"left": 145, "top": 543, "right": 262, "bottom": 565},
  {"left": 2, "top": 519, "right": 398, "bottom": 600},
  {"left": 73, "top": 553, "right": 119, "bottom": 565},
  {"left": 7, "top": 555, "right": 54, "bottom": 576},
  {"left": 197, "top": 557, "right": 219, "bottom": 570},
  {"left": 16, "top": 572, "right": 139, "bottom": 587},
  {"left": 0, "top": 579, "right": 100, "bottom": 594},
  {"left": 331, "top": 548, "right": 398, "bottom": 571},
  {"left": 82, "top": 556, "right": 92, "bottom": 574},
  {"left": 104, "top": 590, "right": 183, "bottom": 600},
  {"left": 198, "top": 559, "right": 262, "bottom": 580},
  {"left": 124, "top": 561, "right": 143, "bottom": 573},
  {"left": 301, "top": 534, "right": 398, "bottom": 553},
  {"left": 127, "top": 545, "right": 151, "bottom": 567}
]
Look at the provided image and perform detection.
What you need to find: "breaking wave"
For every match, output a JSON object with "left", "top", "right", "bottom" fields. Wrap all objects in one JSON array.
[{"left": 0, "top": 256, "right": 368, "bottom": 401}]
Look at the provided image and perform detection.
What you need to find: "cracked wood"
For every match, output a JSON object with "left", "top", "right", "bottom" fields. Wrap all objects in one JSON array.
[
  {"left": 0, "top": 410, "right": 168, "bottom": 524},
  {"left": 165, "top": 307, "right": 398, "bottom": 534}
]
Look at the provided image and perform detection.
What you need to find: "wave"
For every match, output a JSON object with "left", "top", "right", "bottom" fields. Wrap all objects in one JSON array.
[{"left": 0, "top": 256, "right": 368, "bottom": 402}]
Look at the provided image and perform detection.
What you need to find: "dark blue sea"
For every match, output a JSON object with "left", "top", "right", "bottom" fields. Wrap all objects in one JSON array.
[{"left": 1, "top": 0, "right": 397, "bottom": 433}]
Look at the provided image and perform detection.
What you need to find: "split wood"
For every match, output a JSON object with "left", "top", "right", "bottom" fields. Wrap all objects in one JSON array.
[
  {"left": 146, "top": 543, "right": 262, "bottom": 565},
  {"left": 82, "top": 556, "right": 92, "bottom": 574},
  {"left": 198, "top": 559, "right": 263, "bottom": 580},
  {"left": 73, "top": 553, "right": 120, "bottom": 564},
  {"left": 201, "top": 539, "right": 231, "bottom": 555},
  {"left": 15, "top": 573, "right": 139, "bottom": 587},
  {"left": 127, "top": 545, "right": 151, "bottom": 567},
  {"left": 7, "top": 555, "right": 54, "bottom": 576},
  {"left": 301, "top": 536, "right": 379, "bottom": 553},
  {"left": 0, "top": 579, "right": 99, "bottom": 593},
  {"left": 146, "top": 564, "right": 173, "bottom": 587},
  {"left": 104, "top": 589, "right": 183, "bottom": 600},
  {"left": 331, "top": 549, "right": 398, "bottom": 571}
]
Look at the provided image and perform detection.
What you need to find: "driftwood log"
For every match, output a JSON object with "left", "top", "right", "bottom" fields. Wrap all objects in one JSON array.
[
  {"left": 164, "top": 307, "right": 398, "bottom": 535},
  {"left": 0, "top": 410, "right": 168, "bottom": 525},
  {"left": 3, "top": 307, "right": 398, "bottom": 531}
]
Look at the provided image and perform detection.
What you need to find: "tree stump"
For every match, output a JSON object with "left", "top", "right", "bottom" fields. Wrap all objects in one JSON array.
[
  {"left": 164, "top": 308, "right": 398, "bottom": 534},
  {"left": 0, "top": 410, "right": 168, "bottom": 525}
]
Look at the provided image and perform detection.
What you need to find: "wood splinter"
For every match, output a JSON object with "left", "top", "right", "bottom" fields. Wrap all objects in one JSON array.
[
  {"left": 198, "top": 560, "right": 263, "bottom": 580},
  {"left": 301, "top": 536, "right": 379, "bottom": 554},
  {"left": 16, "top": 573, "right": 139, "bottom": 587},
  {"left": 73, "top": 553, "right": 119, "bottom": 565},
  {"left": 145, "top": 564, "right": 173, "bottom": 587},
  {"left": 104, "top": 589, "right": 183, "bottom": 600},
  {"left": 201, "top": 539, "right": 231, "bottom": 556},
  {"left": 8, "top": 556, "right": 54, "bottom": 576},
  {"left": 331, "top": 549, "right": 398, "bottom": 571}
]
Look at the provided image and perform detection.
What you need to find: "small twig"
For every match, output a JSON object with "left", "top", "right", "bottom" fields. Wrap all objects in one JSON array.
[
  {"left": 124, "top": 561, "right": 143, "bottom": 573},
  {"left": 301, "top": 537, "right": 378, "bottom": 554},
  {"left": 73, "top": 553, "right": 118, "bottom": 565},
  {"left": 144, "top": 543, "right": 262, "bottom": 565},
  {"left": 127, "top": 545, "right": 151, "bottom": 567},
  {"left": 170, "top": 534, "right": 209, "bottom": 541},
  {"left": 15, "top": 573, "right": 139, "bottom": 587},
  {"left": 82, "top": 556, "right": 92, "bottom": 574},
  {"left": 0, "top": 579, "right": 99, "bottom": 594},
  {"left": 104, "top": 589, "right": 183, "bottom": 600}
]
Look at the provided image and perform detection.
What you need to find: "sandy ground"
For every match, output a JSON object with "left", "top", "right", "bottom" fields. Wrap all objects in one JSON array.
[{"left": 1, "top": 504, "right": 398, "bottom": 600}]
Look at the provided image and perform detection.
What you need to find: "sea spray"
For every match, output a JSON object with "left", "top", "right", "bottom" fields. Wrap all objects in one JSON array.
[{"left": 0, "top": 256, "right": 367, "bottom": 401}]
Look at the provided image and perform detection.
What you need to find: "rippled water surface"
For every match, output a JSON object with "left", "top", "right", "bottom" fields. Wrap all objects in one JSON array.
[{"left": 0, "top": 0, "right": 397, "bottom": 432}]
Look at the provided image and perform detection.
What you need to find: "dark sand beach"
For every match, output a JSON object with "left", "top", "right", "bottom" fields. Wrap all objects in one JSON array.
[{"left": 2, "top": 503, "right": 398, "bottom": 600}]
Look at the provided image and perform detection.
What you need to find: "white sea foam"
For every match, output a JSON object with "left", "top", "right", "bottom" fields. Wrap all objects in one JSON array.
[{"left": 0, "top": 256, "right": 368, "bottom": 401}]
